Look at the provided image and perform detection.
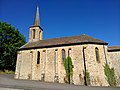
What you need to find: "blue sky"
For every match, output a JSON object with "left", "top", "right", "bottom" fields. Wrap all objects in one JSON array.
[{"left": 0, "top": 0, "right": 120, "bottom": 46}]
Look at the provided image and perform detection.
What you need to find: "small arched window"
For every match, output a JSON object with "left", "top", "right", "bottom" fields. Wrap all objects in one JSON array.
[
  {"left": 39, "top": 31, "right": 41, "bottom": 40},
  {"left": 33, "top": 29, "right": 35, "bottom": 39},
  {"left": 68, "top": 48, "right": 71, "bottom": 57},
  {"left": 37, "top": 51, "right": 40, "bottom": 64},
  {"left": 62, "top": 49, "right": 66, "bottom": 63},
  {"left": 95, "top": 47, "right": 100, "bottom": 63},
  {"left": 55, "top": 49, "right": 58, "bottom": 63},
  {"left": 54, "top": 49, "right": 58, "bottom": 74}
]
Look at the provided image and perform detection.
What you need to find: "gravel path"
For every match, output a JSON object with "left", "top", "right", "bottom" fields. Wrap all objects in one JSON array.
[{"left": 0, "top": 74, "right": 119, "bottom": 90}]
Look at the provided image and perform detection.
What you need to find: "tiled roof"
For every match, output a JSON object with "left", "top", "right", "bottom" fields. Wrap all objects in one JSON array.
[
  {"left": 19, "top": 34, "right": 108, "bottom": 50},
  {"left": 108, "top": 46, "right": 120, "bottom": 52}
]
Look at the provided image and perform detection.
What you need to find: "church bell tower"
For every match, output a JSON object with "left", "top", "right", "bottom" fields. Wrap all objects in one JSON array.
[{"left": 29, "top": 6, "right": 43, "bottom": 42}]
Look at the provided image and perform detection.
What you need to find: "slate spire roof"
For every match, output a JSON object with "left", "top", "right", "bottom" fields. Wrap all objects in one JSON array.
[
  {"left": 33, "top": 6, "right": 40, "bottom": 26},
  {"left": 19, "top": 34, "right": 108, "bottom": 50}
]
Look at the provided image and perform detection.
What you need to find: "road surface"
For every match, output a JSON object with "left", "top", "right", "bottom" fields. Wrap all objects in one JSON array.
[{"left": 0, "top": 74, "right": 119, "bottom": 90}]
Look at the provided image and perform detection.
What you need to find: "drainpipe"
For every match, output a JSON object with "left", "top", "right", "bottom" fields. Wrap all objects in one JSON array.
[
  {"left": 103, "top": 45, "right": 111, "bottom": 85},
  {"left": 30, "top": 51, "right": 33, "bottom": 80},
  {"left": 18, "top": 51, "right": 22, "bottom": 79},
  {"left": 103, "top": 45, "right": 108, "bottom": 64},
  {"left": 68, "top": 57, "right": 70, "bottom": 84},
  {"left": 83, "top": 47, "right": 87, "bottom": 86}
]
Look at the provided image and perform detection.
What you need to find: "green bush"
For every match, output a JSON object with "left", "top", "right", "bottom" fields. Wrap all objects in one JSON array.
[{"left": 0, "top": 69, "right": 14, "bottom": 74}]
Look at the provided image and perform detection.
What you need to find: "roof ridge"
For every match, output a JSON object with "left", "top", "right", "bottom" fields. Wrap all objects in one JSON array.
[
  {"left": 42, "top": 34, "right": 106, "bottom": 43},
  {"left": 42, "top": 34, "right": 89, "bottom": 41}
]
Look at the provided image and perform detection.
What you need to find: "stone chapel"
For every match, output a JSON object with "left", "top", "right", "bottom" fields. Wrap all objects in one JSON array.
[{"left": 15, "top": 6, "right": 120, "bottom": 86}]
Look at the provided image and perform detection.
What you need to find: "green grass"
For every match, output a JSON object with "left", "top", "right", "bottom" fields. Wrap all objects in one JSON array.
[{"left": 0, "top": 70, "right": 15, "bottom": 74}]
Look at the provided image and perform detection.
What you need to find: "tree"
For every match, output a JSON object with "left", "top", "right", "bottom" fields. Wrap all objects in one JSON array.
[
  {"left": 64, "top": 56, "right": 73, "bottom": 84},
  {"left": 0, "top": 21, "right": 26, "bottom": 71}
]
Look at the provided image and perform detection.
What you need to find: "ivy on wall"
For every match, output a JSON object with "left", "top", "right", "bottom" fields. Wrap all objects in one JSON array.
[
  {"left": 64, "top": 56, "right": 73, "bottom": 84},
  {"left": 104, "top": 64, "right": 116, "bottom": 87},
  {"left": 86, "top": 70, "right": 90, "bottom": 85},
  {"left": 83, "top": 70, "right": 90, "bottom": 85}
]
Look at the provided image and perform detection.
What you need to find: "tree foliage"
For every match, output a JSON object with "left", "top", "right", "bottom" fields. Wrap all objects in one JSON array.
[
  {"left": 64, "top": 56, "right": 73, "bottom": 83},
  {"left": 104, "top": 64, "right": 116, "bottom": 87},
  {"left": 0, "top": 21, "right": 26, "bottom": 71}
]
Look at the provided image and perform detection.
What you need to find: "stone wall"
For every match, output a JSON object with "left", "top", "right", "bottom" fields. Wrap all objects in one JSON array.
[
  {"left": 15, "top": 50, "right": 32, "bottom": 79},
  {"left": 15, "top": 44, "right": 109, "bottom": 86},
  {"left": 85, "top": 45, "right": 108, "bottom": 86},
  {"left": 29, "top": 26, "right": 43, "bottom": 42},
  {"left": 108, "top": 51, "right": 120, "bottom": 86}
]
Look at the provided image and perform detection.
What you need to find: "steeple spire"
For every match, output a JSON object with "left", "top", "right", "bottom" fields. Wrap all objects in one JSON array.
[
  {"left": 33, "top": 6, "right": 40, "bottom": 26},
  {"left": 29, "top": 6, "right": 43, "bottom": 42}
]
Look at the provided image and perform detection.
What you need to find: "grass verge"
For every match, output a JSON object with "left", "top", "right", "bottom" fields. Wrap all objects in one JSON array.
[{"left": 0, "top": 70, "right": 15, "bottom": 74}]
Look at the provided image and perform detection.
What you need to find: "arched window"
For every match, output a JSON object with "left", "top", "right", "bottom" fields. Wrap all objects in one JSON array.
[
  {"left": 62, "top": 49, "right": 66, "bottom": 63},
  {"left": 95, "top": 47, "right": 100, "bottom": 63},
  {"left": 37, "top": 51, "right": 40, "bottom": 64},
  {"left": 33, "top": 29, "right": 35, "bottom": 39},
  {"left": 54, "top": 49, "right": 58, "bottom": 75},
  {"left": 42, "top": 50, "right": 46, "bottom": 74},
  {"left": 39, "top": 31, "right": 41, "bottom": 40},
  {"left": 68, "top": 48, "right": 71, "bottom": 57}
]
